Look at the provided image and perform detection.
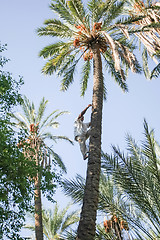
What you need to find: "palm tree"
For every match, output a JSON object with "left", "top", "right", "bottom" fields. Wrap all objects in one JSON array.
[
  {"left": 10, "top": 96, "right": 72, "bottom": 240},
  {"left": 25, "top": 203, "right": 79, "bottom": 240},
  {"left": 37, "top": 1, "right": 141, "bottom": 239},
  {"left": 102, "top": 119, "right": 160, "bottom": 239},
  {"left": 63, "top": 172, "right": 149, "bottom": 239}
]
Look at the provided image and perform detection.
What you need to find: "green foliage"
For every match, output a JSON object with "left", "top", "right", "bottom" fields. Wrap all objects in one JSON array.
[
  {"left": 102, "top": 119, "right": 160, "bottom": 239},
  {"left": 37, "top": 0, "right": 141, "bottom": 97},
  {"left": 0, "top": 43, "right": 35, "bottom": 239},
  {"left": 10, "top": 95, "right": 73, "bottom": 202},
  {"left": 25, "top": 203, "right": 79, "bottom": 239}
]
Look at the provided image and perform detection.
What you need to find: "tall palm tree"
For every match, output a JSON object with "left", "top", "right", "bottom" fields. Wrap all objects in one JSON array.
[
  {"left": 37, "top": 0, "right": 141, "bottom": 239},
  {"left": 25, "top": 203, "right": 79, "bottom": 240},
  {"left": 10, "top": 96, "right": 72, "bottom": 240},
  {"left": 102, "top": 119, "right": 160, "bottom": 239}
]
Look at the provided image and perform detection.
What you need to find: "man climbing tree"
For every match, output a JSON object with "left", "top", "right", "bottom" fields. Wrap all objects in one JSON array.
[
  {"left": 74, "top": 104, "right": 92, "bottom": 160},
  {"left": 37, "top": 0, "right": 141, "bottom": 239}
]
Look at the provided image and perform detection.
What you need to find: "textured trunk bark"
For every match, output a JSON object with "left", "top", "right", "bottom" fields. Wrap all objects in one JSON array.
[
  {"left": 34, "top": 172, "right": 43, "bottom": 240},
  {"left": 77, "top": 45, "right": 103, "bottom": 240},
  {"left": 34, "top": 141, "right": 43, "bottom": 240}
]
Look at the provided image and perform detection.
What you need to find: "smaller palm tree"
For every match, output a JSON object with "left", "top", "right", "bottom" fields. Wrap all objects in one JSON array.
[
  {"left": 102, "top": 119, "right": 160, "bottom": 239},
  {"left": 25, "top": 203, "right": 79, "bottom": 240},
  {"left": 62, "top": 174, "right": 139, "bottom": 239},
  {"left": 10, "top": 96, "right": 73, "bottom": 240}
]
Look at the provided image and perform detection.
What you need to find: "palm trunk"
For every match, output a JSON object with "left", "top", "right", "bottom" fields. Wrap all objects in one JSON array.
[
  {"left": 34, "top": 172, "right": 43, "bottom": 240},
  {"left": 34, "top": 140, "right": 43, "bottom": 240},
  {"left": 77, "top": 45, "right": 103, "bottom": 240}
]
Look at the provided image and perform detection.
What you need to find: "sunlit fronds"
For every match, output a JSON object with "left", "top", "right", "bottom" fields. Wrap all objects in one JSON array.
[
  {"left": 37, "top": 97, "right": 48, "bottom": 123},
  {"left": 50, "top": 0, "right": 75, "bottom": 25},
  {"left": 80, "top": 59, "right": 91, "bottom": 96},
  {"left": 10, "top": 96, "right": 72, "bottom": 173},
  {"left": 102, "top": 119, "right": 160, "bottom": 238},
  {"left": 37, "top": 19, "right": 73, "bottom": 38},
  {"left": 41, "top": 46, "right": 73, "bottom": 75},
  {"left": 26, "top": 203, "right": 79, "bottom": 239},
  {"left": 39, "top": 110, "right": 59, "bottom": 130},
  {"left": 39, "top": 42, "right": 71, "bottom": 59},
  {"left": 67, "top": 0, "right": 86, "bottom": 23},
  {"left": 103, "top": 53, "right": 128, "bottom": 92},
  {"left": 63, "top": 174, "right": 85, "bottom": 204},
  {"left": 60, "top": 60, "right": 78, "bottom": 91},
  {"left": 48, "top": 147, "right": 67, "bottom": 173}
]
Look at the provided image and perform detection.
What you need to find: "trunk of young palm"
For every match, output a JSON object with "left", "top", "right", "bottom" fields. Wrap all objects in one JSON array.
[
  {"left": 34, "top": 145, "right": 43, "bottom": 240},
  {"left": 77, "top": 45, "right": 103, "bottom": 240}
]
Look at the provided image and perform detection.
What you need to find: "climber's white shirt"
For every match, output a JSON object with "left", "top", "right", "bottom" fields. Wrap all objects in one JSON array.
[{"left": 74, "top": 119, "right": 90, "bottom": 141}]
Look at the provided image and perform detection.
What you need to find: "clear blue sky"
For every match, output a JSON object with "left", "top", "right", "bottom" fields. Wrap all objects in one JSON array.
[{"left": 1, "top": 0, "right": 160, "bottom": 237}]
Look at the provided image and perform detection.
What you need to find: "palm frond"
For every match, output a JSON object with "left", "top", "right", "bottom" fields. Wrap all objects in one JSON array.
[
  {"left": 50, "top": 0, "right": 75, "bottom": 25},
  {"left": 142, "top": 48, "right": 151, "bottom": 79},
  {"left": 37, "top": 97, "right": 48, "bottom": 123},
  {"left": 37, "top": 19, "right": 73, "bottom": 38},
  {"left": 39, "top": 42, "right": 71, "bottom": 59},
  {"left": 48, "top": 147, "right": 67, "bottom": 173},
  {"left": 60, "top": 60, "right": 79, "bottom": 91},
  {"left": 42, "top": 132, "right": 73, "bottom": 145},
  {"left": 41, "top": 45, "right": 73, "bottom": 75},
  {"left": 57, "top": 53, "right": 78, "bottom": 77},
  {"left": 62, "top": 174, "right": 85, "bottom": 204},
  {"left": 67, "top": 0, "right": 86, "bottom": 23},
  {"left": 102, "top": 0, "right": 126, "bottom": 28},
  {"left": 39, "top": 110, "right": 59, "bottom": 130},
  {"left": 150, "top": 63, "right": 160, "bottom": 79},
  {"left": 103, "top": 52, "right": 128, "bottom": 92},
  {"left": 61, "top": 209, "right": 79, "bottom": 231},
  {"left": 80, "top": 59, "right": 91, "bottom": 97},
  {"left": 21, "top": 95, "right": 33, "bottom": 123}
]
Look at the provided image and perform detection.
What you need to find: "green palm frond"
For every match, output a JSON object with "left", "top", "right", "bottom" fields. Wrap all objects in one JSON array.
[
  {"left": 150, "top": 63, "right": 160, "bottom": 79},
  {"left": 60, "top": 60, "right": 79, "bottom": 91},
  {"left": 61, "top": 209, "right": 79, "bottom": 231},
  {"left": 102, "top": 0, "right": 126, "bottom": 27},
  {"left": 57, "top": 53, "right": 78, "bottom": 77},
  {"left": 39, "top": 42, "right": 71, "bottom": 59},
  {"left": 21, "top": 95, "right": 33, "bottom": 123},
  {"left": 103, "top": 53, "right": 128, "bottom": 92},
  {"left": 63, "top": 174, "right": 85, "bottom": 204},
  {"left": 39, "top": 110, "right": 59, "bottom": 130},
  {"left": 37, "top": 19, "right": 73, "bottom": 38},
  {"left": 42, "top": 132, "right": 73, "bottom": 144},
  {"left": 41, "top": 46, "right": 73, "bottom": 75},
  {"left": 67, "top": 0, "right": 86, "bottom": 23},
  {"left": 25, "top": 203, "right": 79, "bottom": 239},
  {"left": 37, "top": 97, "right": 48, "bottom": 123},
  {"left": 80, "top": 59, "right": 91, "bottom": 97},
  {"left": 8, "top": 112, "right": 29, "bottom": 130},
  {"left": 48, "top": 147, "right": 67, "bottom": 173},
  {"left": 142, "top": 48, "right": 151, "bottom": 79},
  {"left": 50, "top": 0, "right": 75, "bottom": 25}
]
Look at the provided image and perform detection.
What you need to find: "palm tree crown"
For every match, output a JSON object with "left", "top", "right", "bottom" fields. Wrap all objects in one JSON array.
[
  {"left": 37, "top": 0, "right": 141, "bottom": 96},
  {"left": 25, "top": 203, "right": 79, "bottom": 240},
  {"left": 11, "top": 95, "right": 72, "bottom": 172}
]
